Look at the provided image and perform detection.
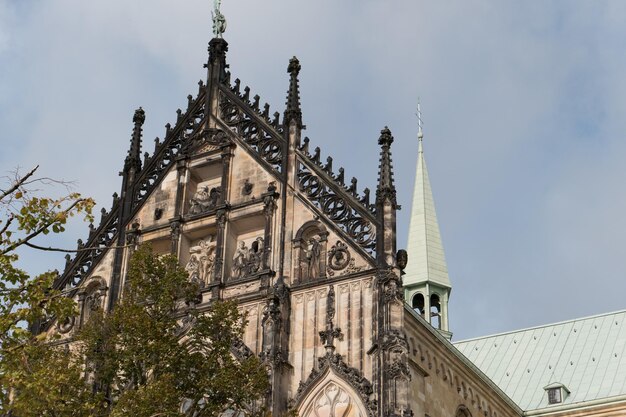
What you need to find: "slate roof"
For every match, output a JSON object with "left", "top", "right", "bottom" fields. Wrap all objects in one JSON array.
[{"left": 454, "top": 310, "right": 626, "bottom": 411}]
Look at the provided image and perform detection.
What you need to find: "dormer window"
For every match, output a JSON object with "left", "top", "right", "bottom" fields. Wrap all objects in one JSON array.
[
  {"left": 547, "top": 387, "right": 562, "bottom": 404},
  {"left": 544, "top": 382, "right": 569, "bottom": 405}
]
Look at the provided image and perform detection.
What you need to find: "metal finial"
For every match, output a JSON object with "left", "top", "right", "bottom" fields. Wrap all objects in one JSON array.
[
  {"left": 416, "top": 99, "right": 424, "bottom": 141},
  {"left": 416, "top": 100, "right": 424, "bottom": 155},
  {"left": 212, "top": 0, "right": 227, "bottom": 38}
]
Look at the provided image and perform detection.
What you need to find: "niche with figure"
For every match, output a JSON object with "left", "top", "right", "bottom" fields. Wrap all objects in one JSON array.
[
  {"left": 226, "top": 215, "right": 266, "bottom": 282},
  {"left": 293, "top": 221, "right": 328, "bottom": 283},
  {"left": 185, "top": 161, "right": 222, "bottom": 216},
  {"left": 79, "top": 278, "right": 107, "bottom": 327},
  {"left": 181, "top": 230, "right": 217, "bottom": 288}
]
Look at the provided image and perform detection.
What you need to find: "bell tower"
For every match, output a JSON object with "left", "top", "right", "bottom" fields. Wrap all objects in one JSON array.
[{"left": 404, "top": 104, "right": 452, "bottom": 338}]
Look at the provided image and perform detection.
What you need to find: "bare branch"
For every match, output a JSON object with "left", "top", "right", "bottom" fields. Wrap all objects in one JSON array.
[
  {"left": 0, "top": 215, "right": 14, "bottom": 236},
  {"left": 23, "top": 241, "right": 131, "bottom": 253},
  {"left": 0, "top": 165, "right": 39, "bottom": 201}
]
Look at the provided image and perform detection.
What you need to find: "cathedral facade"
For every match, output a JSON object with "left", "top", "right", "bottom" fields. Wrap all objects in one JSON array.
[{"left": 42, "top": 25, "right": 626, "bottom": 417}]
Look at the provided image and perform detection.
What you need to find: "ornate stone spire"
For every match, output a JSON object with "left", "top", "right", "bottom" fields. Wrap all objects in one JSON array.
[
  {"left": 375, "top": 126, "right": 397, "bottom": 207},
  {"left": 124, "top": 107, "right": 145, "bottom": 176},
  {"left": 284, "top": 56, "right": 303, "bottom": 128}
]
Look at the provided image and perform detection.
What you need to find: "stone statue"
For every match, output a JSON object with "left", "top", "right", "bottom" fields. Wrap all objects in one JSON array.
[
  {"left": 231, "top": 241, "right": 249, "bottom": 278},
  {"left": 249, "top": 236, "right": 264, "bottom": 271},
  {"left": 185, "top": 237, "right": 216, "bottom": 285},
  {"left": 189, "top": 186, "right": 220, "bottom": 215},
  {"left": 304, "top": 237, "right": 321, "bottom": 279},
  {"left": 212, "top": 0, "right": 227, "bottom": 38},
  {"left": 231, "top": 236, "right": 265, "bottom": 279}
]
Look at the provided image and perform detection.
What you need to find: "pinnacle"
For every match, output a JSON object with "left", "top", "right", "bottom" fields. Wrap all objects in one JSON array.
[{"left": 284, "top": 56, "right": 303, "bottom": 127}]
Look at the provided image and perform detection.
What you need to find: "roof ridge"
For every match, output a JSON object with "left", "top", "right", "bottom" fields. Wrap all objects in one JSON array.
[{"left": 455, "top": 308, "right": 626, "bottom": 344}]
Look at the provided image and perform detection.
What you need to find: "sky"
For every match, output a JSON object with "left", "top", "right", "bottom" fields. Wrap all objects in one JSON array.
[{"left": 2, "top": 0, "right": 626, "bottom": 341}]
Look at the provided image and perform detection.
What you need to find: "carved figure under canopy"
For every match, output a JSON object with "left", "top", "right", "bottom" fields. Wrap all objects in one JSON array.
[
  {"left": 302, "top": 237, "right": 321, "bottom": 279},
  {"left": 188, "top": 186, "right": 221, "bottom": 215}
]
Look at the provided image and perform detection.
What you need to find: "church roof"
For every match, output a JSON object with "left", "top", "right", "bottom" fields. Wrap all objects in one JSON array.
[
  {"left": 403, "top": 134, "right": 450, "bottom": 288},
  {"left": 454, "top": 309, "right": 626, "bottom": 412}
]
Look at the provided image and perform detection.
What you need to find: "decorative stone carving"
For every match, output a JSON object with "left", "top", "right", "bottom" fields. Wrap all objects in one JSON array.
[
  {"left": 242, "top": 179, "right": 254, "bottom": 196},
  {"left": 293, "top": 221, "right": 328, "bottom": 283},
  {"left": 301, "top": 382, "right": 361, "bottom": 417},
  {"left": 231, "top": 338, "right": 255, "bottom": 361},
  {"left": 223, "top": 281, "right": 259, "bottom": 298},
  {"left": 328, "top": 241, "right": 351, "bottom": 271},
  {"left": 396, "top": 249, "right": 408, "bottom": 271},
  {"left": 188, "top": 186, "right": 221, "bottom": 215},
  {"left": 57, "top": 315, "right": 75, "bottom": 334},
  {"left": 231, "top": 237, "right": 265, "bottom": 279},
  {"left": 85, "top": 291, "right": 103, "bottom": 314},
  {"left": 295, "top": 352, "right": 376, "bottom": 417},
  {"left": 185, "top": 236, "right": 216, "bottom": 286},
  {"left": 319, "top": 285, "right": 342, "bottom": 351},
  {"left": 302, "top": 237, "right": 322, "bottom": 279},
  {"left": 378, "top": 269, "right": 403, "bottom": 303}
]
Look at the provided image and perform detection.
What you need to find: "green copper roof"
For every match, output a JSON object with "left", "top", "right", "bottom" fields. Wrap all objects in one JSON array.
[{"left": 454, "top": 310, "right": 626, "bottom": 411}]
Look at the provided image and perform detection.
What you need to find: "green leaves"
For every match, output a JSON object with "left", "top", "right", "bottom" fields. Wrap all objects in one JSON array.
[
  {"left": 0, "top": 166, "right": 98, "bottom": 415},
  {"left": 77, "top": 246, "right": 269, "bottom": 417}
]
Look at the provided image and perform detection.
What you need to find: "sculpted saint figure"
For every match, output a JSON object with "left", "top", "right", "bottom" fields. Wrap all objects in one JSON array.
[
  {"left": 231, "top": 241, "right": 249, "bottom": 278},
  {"left": 305, "top": 237, "right": 321, "bottom": 279}
]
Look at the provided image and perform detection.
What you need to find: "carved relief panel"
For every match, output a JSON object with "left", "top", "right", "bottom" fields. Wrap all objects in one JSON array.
[
  {"left": 185, "top": 161, "right": 222, "bottom": 216},
  {"left": 225, "top": 215, "right": 267, "bottom": 282},
  {"left": 184, "top": 235, "right": 216, "bottom": 287}
]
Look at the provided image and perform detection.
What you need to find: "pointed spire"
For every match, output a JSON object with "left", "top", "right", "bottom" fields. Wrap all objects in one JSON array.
[
  {"left": 284, "top": 56, "right": 303, "bottom": 128},
  {"left": 404, "top": 109, "right": 450, "bottom": 289},
  {"left": 124, "top": 107, "right": 145, "bottom": 175},
  {"left": 375, "top": 126, "right": 397, "bottom": 207}
]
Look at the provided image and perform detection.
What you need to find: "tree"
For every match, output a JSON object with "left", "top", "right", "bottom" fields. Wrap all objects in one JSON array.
[
  {"left": 0, "top": 166, "right": 98, "bottom": 415},
  {"left": 80, "top": 245, "right": 269, "bottom": 417},
  {"left": 0, "top": 167, "right": 268, "bottom": 416}
]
